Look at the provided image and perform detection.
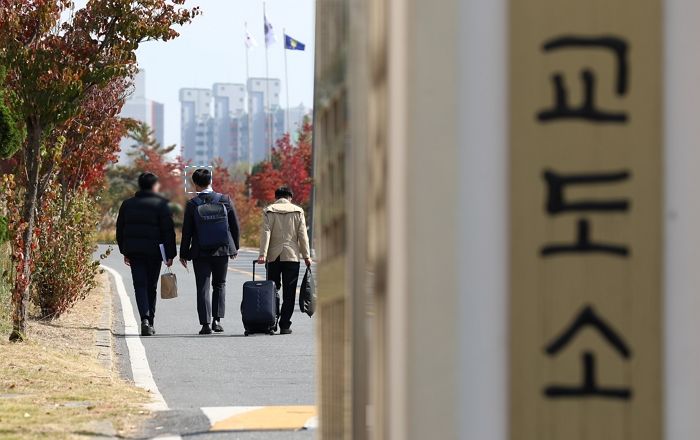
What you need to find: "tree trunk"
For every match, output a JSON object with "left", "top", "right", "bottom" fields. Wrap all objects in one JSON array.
[{"left": 9, "top": 120, "right": 42, "bottom": 342}]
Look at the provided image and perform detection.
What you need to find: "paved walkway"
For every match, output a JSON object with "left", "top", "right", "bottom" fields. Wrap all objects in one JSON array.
[{"left": 100, "top": 245, "right": 316, "bottom": 439}]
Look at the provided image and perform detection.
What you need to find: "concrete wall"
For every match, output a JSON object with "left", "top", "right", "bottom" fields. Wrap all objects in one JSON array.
[
  {"left": 397, "top": 0, "right": 460, "bottom": 438},
  {"left": 317, "top": 0, "right": 700, "bottom": 438}
]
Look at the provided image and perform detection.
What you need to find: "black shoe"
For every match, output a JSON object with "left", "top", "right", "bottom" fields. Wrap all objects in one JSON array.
[
  {"left": 148, "top": 325, "right": 156, "bottom": 336},
  {"left": 199, "top": 324, "right": 213, "bottom": 335},
  {"left": 212, "top": 320, "right": 224, "bottom": 333},
  {"left": 141, "top": 319, "right": 151, "bottom": 337},
  {"left": 280, "top": 328, "right": 292, "bottom": 335}
]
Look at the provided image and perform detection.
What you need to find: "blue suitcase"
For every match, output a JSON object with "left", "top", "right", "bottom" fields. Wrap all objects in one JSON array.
[{"left": 241, "top": 261, "right": 278, "bottom": 336}]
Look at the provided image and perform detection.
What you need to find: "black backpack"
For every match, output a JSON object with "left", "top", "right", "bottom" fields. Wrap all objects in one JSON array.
[{"left": 192, "top": 193, "right": 229, "bottom": 249}]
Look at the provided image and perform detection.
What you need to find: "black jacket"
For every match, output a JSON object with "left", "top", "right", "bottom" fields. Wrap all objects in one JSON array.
[
  {"left": 180, "top": 192, "right": 240, "bottom": 260},
  {"left": 116, "top": 191, "right": 177, "bottom": 259}
]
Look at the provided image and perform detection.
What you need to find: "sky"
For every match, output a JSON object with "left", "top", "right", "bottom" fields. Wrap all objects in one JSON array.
[{"left": 76, "top": 0, "right": 317, "bottom": 147}]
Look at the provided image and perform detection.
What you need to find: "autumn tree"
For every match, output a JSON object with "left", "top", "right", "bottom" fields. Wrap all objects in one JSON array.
[
  {"left": 0, "top": 69, "right": 23, "bottom": 160},
  {"left": 249, "top": 121, "right": 313, "bottom": 207},
  {"left": 211, "top": 159, "right": 261, "bottom": 247},
  {"left": 101, "top": 121, "right": 187, "bottom": 230},
  {"left": 126, "top": 121, "right": 177, "bottom": 161},
  {"left": 121, "top": 122, "right": 182, "bottom": 195},
  {"left": 29, "top": 78, "right": 131, "bottom": 319},
  {"left": 57, "top": 78, "right": 131, "bottom": 196},
  {"left": 0, "top": 69, "right": 22, "bottom": 245},
  {"left": 132, "top": 144, "right": 186, "bottom": 202},
  {"left": 248, "top": 161, "right": 284, "bottom": 204},
  {"left": 0, "top": 0, "right": 199, "bottom": 341}
]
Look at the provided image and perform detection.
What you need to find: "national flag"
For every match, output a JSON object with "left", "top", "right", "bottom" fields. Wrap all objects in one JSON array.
[
  {"left": 264, "top": 15, "right": 276, "bottom": 46},
  {"left": 245, "top": 29, "right": 258, "bottom": 48},
  {"left": 284, "top": 34, "right": 306, "bottom": 51}
]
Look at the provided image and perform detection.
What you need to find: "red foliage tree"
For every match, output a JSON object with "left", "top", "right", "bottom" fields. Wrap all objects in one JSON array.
[
  {"left": 133, "top": 148, "right": 187, "bottom": 206},
  {"left": 249, "top": 121, "right": 313, "bottom": 207},
  {"left": 0, "top": 0, "right": 199, "bottom": 341},
  {"left": 212, "top": 159, "right": 261, "bottom": 247},
  {"left": 57, "top": 78, "right": 131, "bottom": 195},
  {"left": 249, "top": 161, "right": 284, "bottom": 204}
]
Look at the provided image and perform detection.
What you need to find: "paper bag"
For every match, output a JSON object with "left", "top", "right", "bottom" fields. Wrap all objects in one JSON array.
[{"left": 160, "top": 268, "right": 178, "bottom": 299}]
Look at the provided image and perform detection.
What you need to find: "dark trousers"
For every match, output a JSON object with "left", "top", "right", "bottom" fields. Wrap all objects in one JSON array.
[
  {"left": 129, "top": 255, "right": 162, "bottom": 324},
  {"left": 267, "top": 258, "right": 300, "bottom": 330},
  {"left": 193, "top": 256, "right": 229, "bottom": 325}
]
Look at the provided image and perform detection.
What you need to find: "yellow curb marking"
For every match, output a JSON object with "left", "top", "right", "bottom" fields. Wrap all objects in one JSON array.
[{"left": 210, "top": 405, "right": 317, "bottom": 432}]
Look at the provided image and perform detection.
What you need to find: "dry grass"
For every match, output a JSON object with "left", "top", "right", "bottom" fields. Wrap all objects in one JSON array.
[
  {"left": 95, "top": 228, "right": 117, "bottom": 244},
  {"left": 0, "top": 272, "right": 151, "bottom": 439}
]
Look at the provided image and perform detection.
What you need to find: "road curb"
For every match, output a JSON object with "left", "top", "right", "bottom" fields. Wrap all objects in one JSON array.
[
  {"left": 101, "top": 265, "right": 169, "bottom": 412},
  {"left": 95, "top": 271, "right": 114, "bottom": 371}
]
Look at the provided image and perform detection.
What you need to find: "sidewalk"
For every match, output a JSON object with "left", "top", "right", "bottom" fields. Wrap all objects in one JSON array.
[
  {"left": 103, "top": 245, "right": 317, "bottom": 439},
  {"left": 0, "top": 272, "right": 150, "bottom": 439}
]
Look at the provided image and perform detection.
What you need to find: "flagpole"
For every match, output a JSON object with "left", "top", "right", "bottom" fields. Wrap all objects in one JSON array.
[
  {"left": 283, "top": 28, "right": 291, "bottom": 135},
  {"left": 245, "top": 22, "right": 253, "bottom": 178},
  {"left": 263, "top": 1, "right": 272, "bottom": 161}
]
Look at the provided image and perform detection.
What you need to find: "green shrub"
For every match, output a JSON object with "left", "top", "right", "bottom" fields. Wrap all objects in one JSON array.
[
  {"left": 0, "top": 94, "right": 23, "bottom": 160},
  {"left": 0, "top": 215, "right": 8, "bottom": 243},
  {"left": 0, "top": 174, "right": 14, "bottom": 333},
  {"left": 32, "top": 188, "right": 104, "bottom": 319},
  {"left": 0, "top": 242, "right": 12, "bottom": 335}
]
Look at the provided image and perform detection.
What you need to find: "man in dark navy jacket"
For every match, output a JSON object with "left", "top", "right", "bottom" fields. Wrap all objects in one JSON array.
[
  {"left": 116, "top": 172, "right": 176, "bottom": 336},
  {"left": 180, "top": 168, "right": 240, "bottom": 335}
]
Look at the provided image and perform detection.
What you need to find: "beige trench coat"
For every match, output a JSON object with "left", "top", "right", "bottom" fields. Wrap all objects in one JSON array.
[{"left": 259, "top": 198, "right": 311, "bottom": 262}]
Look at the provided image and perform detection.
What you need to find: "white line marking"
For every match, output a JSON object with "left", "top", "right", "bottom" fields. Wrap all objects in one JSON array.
[{"left": 102, "top": 265, "right": 169, "bottom": 412}]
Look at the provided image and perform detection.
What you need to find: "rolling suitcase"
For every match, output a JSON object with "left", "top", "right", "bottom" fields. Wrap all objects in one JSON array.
[{"left": 241, "top": 261, "right": 278, "bottom": 336}]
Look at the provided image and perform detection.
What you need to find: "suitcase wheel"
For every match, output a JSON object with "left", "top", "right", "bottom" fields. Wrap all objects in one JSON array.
[
  {"left": 244, "top": 331, "right": 250, "bottom": 336},
  {"left": 268, "top": 330, "right": 275, "bottom": 335}
]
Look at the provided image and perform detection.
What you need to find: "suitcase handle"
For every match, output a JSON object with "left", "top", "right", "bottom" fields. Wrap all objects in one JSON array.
[{"left": 252, "top": 260, "right": 265, "bottom": 281}]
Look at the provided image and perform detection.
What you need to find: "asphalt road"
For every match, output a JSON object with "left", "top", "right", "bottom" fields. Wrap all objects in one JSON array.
[{"left": 99, "top": 245, "right": 316, "bottom": 440}]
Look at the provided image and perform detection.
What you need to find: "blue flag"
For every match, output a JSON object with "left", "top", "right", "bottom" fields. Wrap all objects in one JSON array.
[{"left": 284, "top": 34, "right": 306, "bottom": 51}]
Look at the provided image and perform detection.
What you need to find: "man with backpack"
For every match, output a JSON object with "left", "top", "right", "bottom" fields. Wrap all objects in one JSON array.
[{"left": 180, "top": 168, "right": 240, "bottom": 335}]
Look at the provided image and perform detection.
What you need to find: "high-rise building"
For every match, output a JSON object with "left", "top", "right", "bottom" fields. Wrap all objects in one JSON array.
[
  {"left": 247, "top": 77, "right": 281, "bottom": 109},
  {"left": 150, "top": 102, "right": 165, "bottom": 148},
  {"left": 213, "top": 83, "right": 246, "bottom": 117},
  {"left": 237, "top": 114, "right": 251, "bottom": 165},
  {"left": 287, "top": 103, "right": 311, "bottom": 135},
  {"left": 179, "top": 88, "right": 213, "bottom": 165},
  {"left": 179, "top": 79, "right": 307, "bottom": 167},
  {"left": 213, "top": 83, "right": 246, "bottom": 165},
  {"left": 118, "top": 70, "right": 165, "bottom": 164},
  {"left": 248, "top": 78, "right": 282, "bottom": 162}
]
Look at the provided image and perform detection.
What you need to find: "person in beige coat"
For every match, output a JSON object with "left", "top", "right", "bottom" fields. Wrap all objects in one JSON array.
[{"left": 257, "top": 186, "right": 312, "bottom": 334}]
